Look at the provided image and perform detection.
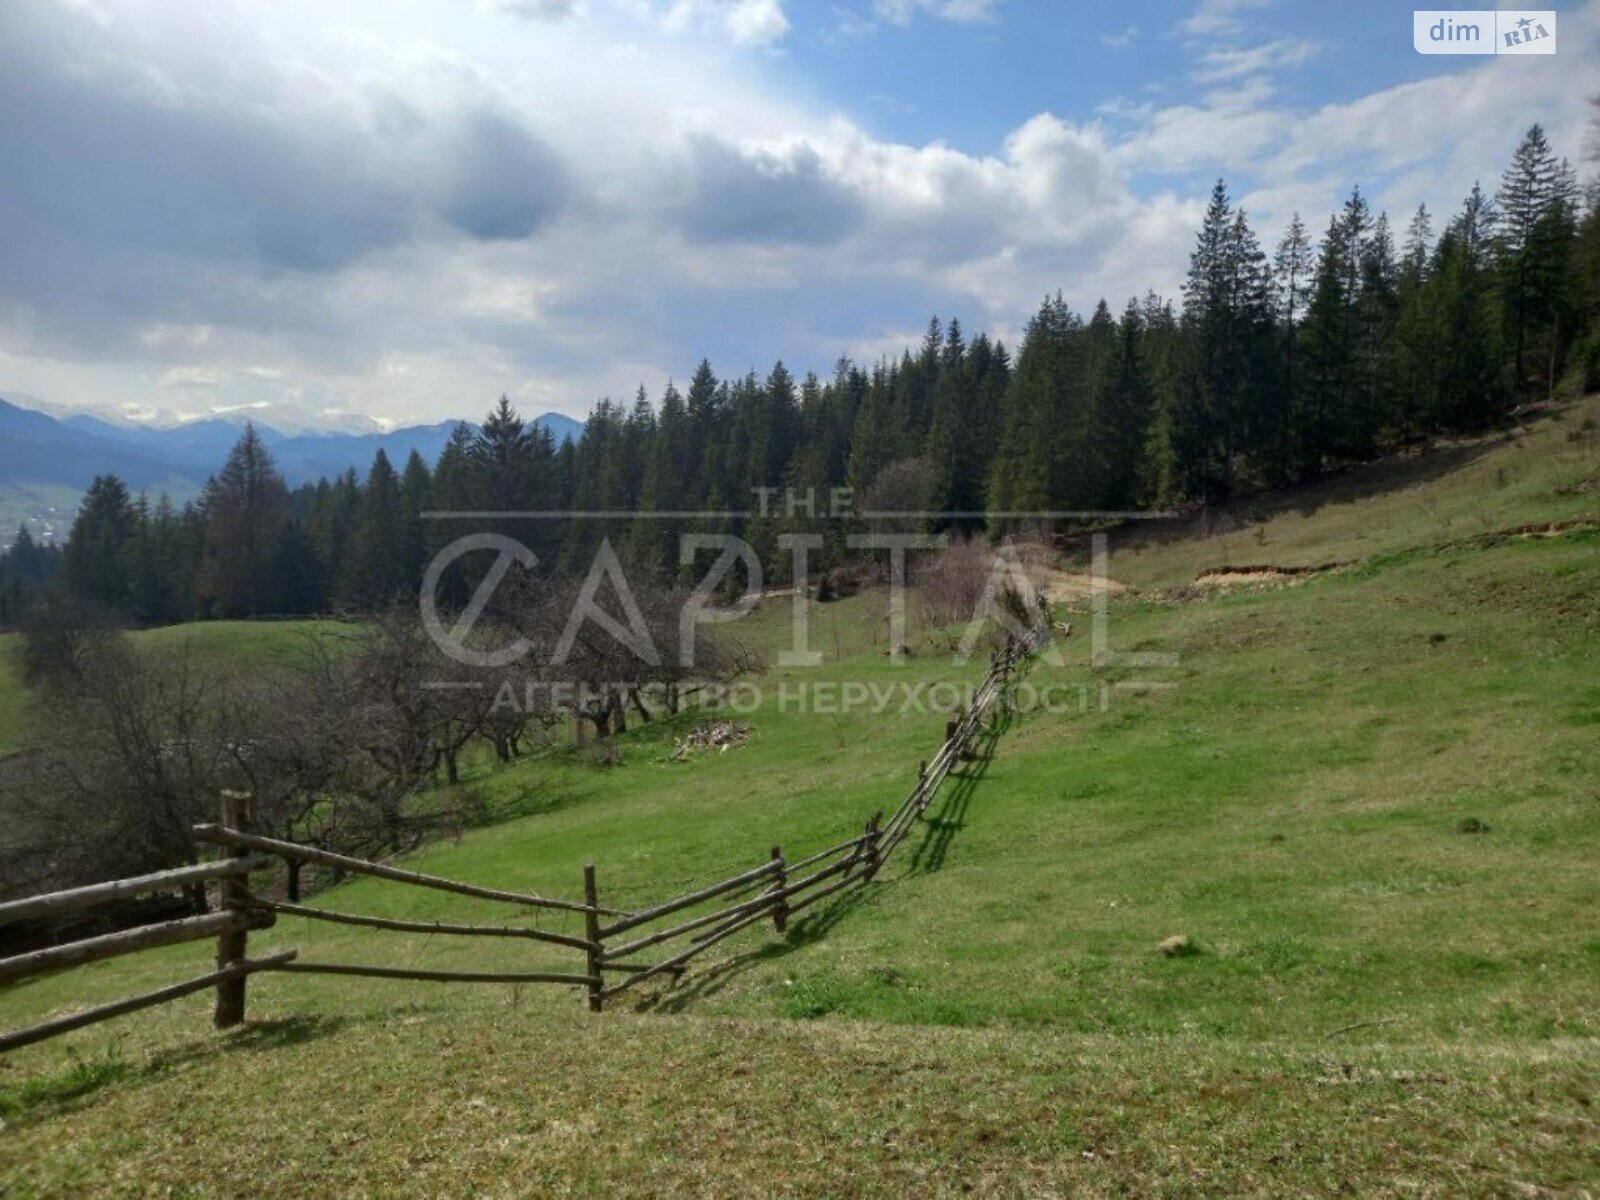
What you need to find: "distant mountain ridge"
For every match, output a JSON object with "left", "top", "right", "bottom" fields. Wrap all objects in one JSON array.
[
  {"left": 0, "top": 396, "right": 583, "bottom": 492},
  {"left": 22, "top": 396, "right": 390, "bottom": 437}
]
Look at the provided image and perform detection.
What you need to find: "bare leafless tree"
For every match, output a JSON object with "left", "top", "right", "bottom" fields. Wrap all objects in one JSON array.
[
  {"left": 1, "top": 635, "right": 249, "bottom": 901},
  {"left": 915, "top": 535, "right": 995, "bottom": 631}
]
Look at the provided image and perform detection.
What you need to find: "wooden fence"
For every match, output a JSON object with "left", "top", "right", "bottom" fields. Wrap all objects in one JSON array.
[{"left": 0, "top": 617, "right": 1047, "bottom": 1050}]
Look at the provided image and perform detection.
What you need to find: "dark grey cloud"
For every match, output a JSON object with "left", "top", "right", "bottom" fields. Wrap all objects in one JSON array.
[
  {"left": 0, "top": 12, "right": 407, "bottom": 276},
  {"left": 0, "top": 2, "right": 569, "bottom": 362},
  {"left": 676, "top": 135, "right": 864, "bottom": 246},
  {"left": 441, "top": 112, "right": 570, "bottom": 241}
]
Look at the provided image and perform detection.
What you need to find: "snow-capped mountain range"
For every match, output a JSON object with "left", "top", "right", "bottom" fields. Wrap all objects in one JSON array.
[{"left": 0, "top": 394, "right": 582, "bottom": 492}]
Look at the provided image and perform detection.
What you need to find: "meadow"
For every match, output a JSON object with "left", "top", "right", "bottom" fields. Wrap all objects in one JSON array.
[{"left": 0, "top": 398, "right": 1597, "bottom": 1196}]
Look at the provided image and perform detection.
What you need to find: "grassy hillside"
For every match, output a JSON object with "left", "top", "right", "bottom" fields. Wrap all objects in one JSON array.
[
  {"left": 0, "top": 620, "right": 342, "bottom": 755},
  {"left": 1, "top": 402, "right": 1597, "bottom": 1195},
  {"left": 1104, "top": 396, "right": 1600, "bottom": 588}
]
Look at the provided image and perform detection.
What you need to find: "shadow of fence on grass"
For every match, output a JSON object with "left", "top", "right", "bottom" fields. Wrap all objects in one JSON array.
[
  {"left": 637, "top": 885, "right": 876, "bottom": 1013},
  {"left": 906, "top": 706, "right": 1012, "bottom": 877}
]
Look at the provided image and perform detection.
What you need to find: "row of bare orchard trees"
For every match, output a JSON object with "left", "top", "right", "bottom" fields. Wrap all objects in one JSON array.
[{"left": 0, "top": 574, "right": 761, "bottom": 915}]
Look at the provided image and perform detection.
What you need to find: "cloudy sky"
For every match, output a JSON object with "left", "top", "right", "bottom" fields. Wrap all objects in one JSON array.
[{"left": 1, "top": 0, "right": 1596, "bottom": 428}]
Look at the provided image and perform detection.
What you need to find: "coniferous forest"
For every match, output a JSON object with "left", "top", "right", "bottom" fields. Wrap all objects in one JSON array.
[{"left": 9, "top": 123, "right": 1600, "bottom": 626}]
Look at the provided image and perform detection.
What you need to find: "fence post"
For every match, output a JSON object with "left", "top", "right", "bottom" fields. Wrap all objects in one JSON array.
[
  {"left": 213, "top": 790, "right": 253, "bottom": 1029},
  {"left": 583, "top": 863, "right": 604, "bottom": 1013},
  {"left": 770, "top": 845, "right": 788, "bottom": 934},
  {"left": 863, "top": 812, "right": 883, "bottom": 880}
]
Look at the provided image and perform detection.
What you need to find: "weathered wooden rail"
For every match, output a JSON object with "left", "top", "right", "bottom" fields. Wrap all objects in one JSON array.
[
  {"left": 0, "top": 794, "right": 297, "bottom": 1054},
  {"left": 0, "top": 614, "right": 1048, "bottom": 1048}
]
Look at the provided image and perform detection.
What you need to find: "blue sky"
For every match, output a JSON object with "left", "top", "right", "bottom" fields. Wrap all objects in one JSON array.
[
  {"left": 0, "top": 0, "right": 1595, "bottom": 427},
  {"left": 787, "top": 1, "right": 1411, "bottom": 152}
]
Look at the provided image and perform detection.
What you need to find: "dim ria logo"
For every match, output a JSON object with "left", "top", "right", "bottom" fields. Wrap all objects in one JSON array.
[{"left": 1413, "top": 10, "right": 1555, "bottom": 54}]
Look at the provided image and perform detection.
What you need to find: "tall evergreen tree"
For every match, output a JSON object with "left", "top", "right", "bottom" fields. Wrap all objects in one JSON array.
[
  {"left": 201, "top": 425, "right": 289, "bottom": 617},
  {"left": 426, "top": 422, "right": 481, "bottom": 609},
  {"left": 341, "top": 449, "right": 408, "bottom": 609},
  {"left": 1353, "top": 210, "right": 1400, "bottom": 454},
  {"left": 1100, "top": 298, "right": 1156, "bottom": 508},
  {"left": 1175, "top": 182, "right": 1276, "bottom": 497},
  {"left": 1431, "top": 183, "right": 1504, "bottom": 430},
  {"left": 1495, "top": 124, "right": 1578, "bottom": 397},
  {"left": 630, "top": 381, "right": 689, "bottom": 576},
  {"left": 1269, "top": 212, "right": 1315, "bottom": 481},
  {"left": 988, "top": 295, "right": 1076, "bottom": 522},
  {"left": 848, "top": 361, "right": 903, "bottom": 498},
  {"left": 1390, "top": 204, "right": 1439, "bottom": 439},
  {"left": 399, "top": 449, "right": 432, "bottom": 597},
  {"left": 924, "top": 319, "right": 982, "bottom": 528},
  {"left": 1137, "top": 293, "right": 1180, "bottom": 506},
  {"left": 64, "top": 475, "right": 137, "bottom": 610}
]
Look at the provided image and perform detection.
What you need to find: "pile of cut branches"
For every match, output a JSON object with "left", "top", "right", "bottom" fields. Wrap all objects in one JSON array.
[{"left": 669, "top": 721, "right": 751, "bottom": 760}]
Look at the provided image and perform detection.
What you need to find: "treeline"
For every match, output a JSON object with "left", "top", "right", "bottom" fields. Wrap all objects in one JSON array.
[
  {"left": 0, "top": 528, "right": 60, "bottom": 625},
  {"left": 10, "top": 123, "right": 1600, "bottom": 623}
]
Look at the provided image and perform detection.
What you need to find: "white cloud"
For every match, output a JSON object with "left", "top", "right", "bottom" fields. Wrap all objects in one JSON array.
[
  {"left": 159, "top": 366, "right": 223, "bottom": 390},
  {"left": 724, "top": 0, "right": 789, "bottom": 45},
  {"left": 622, "top": 0, "right": 790, "bottom": 45},
  {"left": 873, "top": 0, "right": 1001, "bottom": 26},
  {"left": 1180, "top": 0, "right": 1274, "bottom": 38},
  {"left": 1100, "top": 25, "right": 1138, "bottom": 49},
  {"left": 1, "top": 0, "right": 1594, "bottom": 426},
  {"left": 1192, "top": 36, "right": 1320, "bottom": 83}
]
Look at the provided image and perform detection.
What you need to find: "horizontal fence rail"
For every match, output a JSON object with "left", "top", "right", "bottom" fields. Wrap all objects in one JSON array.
[
  {"left": 0, "top": 910, "right": 268, "bottom": 989},
  {"left": 276, "top": 963, "right": 597, "bottom": 987},
  {"left": 0, "top": 609, "right": 1048, "bottom": 1048},
  {"left": 0, "top": 855, "right": 272, "bottom": 925},
  {"left": 244, "top": 896, "right": 596, "bottom": 952},
  {"left": 0, "top": 793, "right": 287, "bottom": 1054},
  {"left": 0, "top": 951, "right": 299, "bottom": 1056},
  {"left": 191, "top": 826, "right": 620, "bottom": 917}
]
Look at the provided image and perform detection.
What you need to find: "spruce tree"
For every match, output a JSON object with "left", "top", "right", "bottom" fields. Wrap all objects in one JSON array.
[
  {"left": 1390, "top": 205, "right": 1439, "bottom": 439},
  {"left": 1432, "top": 184, "right": 1504, "bottom": 430},
  {"left": 1271, "top": 213, "right": 1314, "bottom": 480},
  {"left": 1495, "top": 124, "right": 1577, "bottom": 397},
  {"left": 924, "top": 320, "right": 979, "bottom": 529},
  {"left": 1137, "top": 294, "right": 1180, "bottom": 506},
  {"left": 1100, "top": 298, "right": 1155, "bottom": 508},
  {"left": 1175, "top": 182, "right": 1275, "bottom": 497},
  {"left": 341, "top": 449, "right": 409, "bottom": 609},
  {"left": 1353, "top": 211, "right": 1399, "bottom": 454},
  {"left": 988, "top": 295, "right": 1073, "bottom": 523},
  {"left": 65, "top": 475, "right": 137, "bottom": 611},
  {"left": 399, "top": 449, "right": 432, "bottom": 596},
  {"left": 631, "top": 382, "right": 689, "bottom": 577},
  {"left": 848, "top": 361, "right": 902, "bottom": 498},
  {"left": 427, "top": 423, "right": 482, "bottom": 609},
  {"left": 201, "top": 425, "right": 290, "bottom": 617}
]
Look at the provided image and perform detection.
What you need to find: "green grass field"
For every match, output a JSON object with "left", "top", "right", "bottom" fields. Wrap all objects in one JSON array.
[
  {"left": 0, "top": 620, "right": 342, "bottom": 755},
  {"left": 1104, "top": 395, "right": 1600, "bottom": 588},
  {"left": 1, "top": 400, "right": 1598, "bottom": 1196}
]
